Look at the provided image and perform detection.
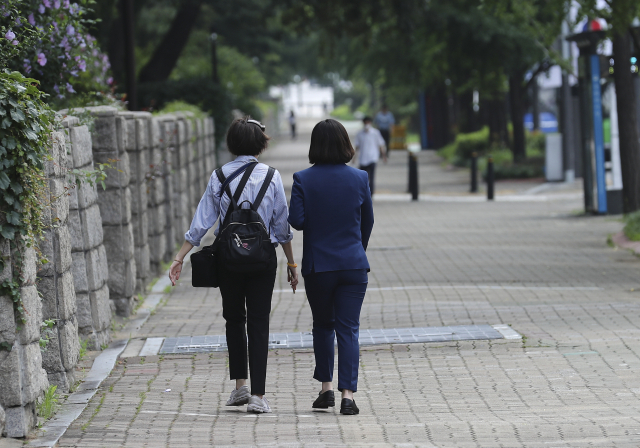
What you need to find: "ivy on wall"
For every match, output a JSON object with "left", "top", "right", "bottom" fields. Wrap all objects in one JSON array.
[{"left": 0, "top": 70, "right": 55, "bottom": 329}]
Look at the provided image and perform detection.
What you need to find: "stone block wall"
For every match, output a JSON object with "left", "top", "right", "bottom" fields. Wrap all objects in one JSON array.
[
  {"left": 147, "top": 117, "right": 168, "bottom": 275},
  {"left": 0, "top": 107, "right": 215, "bottom": 439},
  {"left": 124, "top": 112, "right": 152, "bottom": 293},
  {"left": 90, "top": 107, "right": 137, "bottom": 316},
  {"left": 37, "top": 131, "right": 81, "bottom": 392},
  {"left": 0, "top": 240, "right": 49, "bottom": 438},
  {"left": 63, "top": 116, "right": 112, "bottom": 350}
]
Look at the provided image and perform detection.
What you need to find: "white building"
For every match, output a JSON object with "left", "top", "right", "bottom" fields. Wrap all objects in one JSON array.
[{"left": 270, "top": 80, "right": 334, "bottom": 118}]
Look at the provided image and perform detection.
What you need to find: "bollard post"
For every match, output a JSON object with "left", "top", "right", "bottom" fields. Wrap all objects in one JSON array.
[
  {"left": 409, "top": 152, "right": 419, "bottom": 201},
  {"left": 487, "top": 155, "right": 494, "bottom": 201},
  {"left": 470, "top": 151, "right": 478, "bottom": 193}
]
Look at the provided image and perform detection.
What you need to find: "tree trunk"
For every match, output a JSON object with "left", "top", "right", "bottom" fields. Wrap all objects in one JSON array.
[
  {"left": 612, "top": 30, "right": 640, "bottom": 213},
  {"left": 509, "top": 72, "right": 526, "bottom": 162},
  {"left": 138, "top": 0, "right": 203, "bottom": 83},
  {"left": 483, "top": 96, "right": 509, "bottom": 148}
]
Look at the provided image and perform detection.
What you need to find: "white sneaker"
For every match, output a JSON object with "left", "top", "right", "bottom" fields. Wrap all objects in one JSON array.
[
  {"left": 226, "top": 385, "right": 250, "bottom": 406},
  {"left": 247, "top": 395, "right": 272, "bottom": 413}
]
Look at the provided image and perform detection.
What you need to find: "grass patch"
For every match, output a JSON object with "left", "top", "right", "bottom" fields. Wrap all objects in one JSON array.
[
  {"left": 330, "top": 104, "right": 356, "bottom": 121},
  {"left": 37, "top": 385, "right": 60, "bottom": 421},
  {"left": 163, "top": 285, "right": 172, "bottom": 294},
  {"left": 81, "top": 393, "right": 106, "bottom": 431},
  {"left": 624, "top": 211, "right": 640, "bottom": 241},
  {"left": 78, "top": 337, "right": 89, "bottom": 361}
]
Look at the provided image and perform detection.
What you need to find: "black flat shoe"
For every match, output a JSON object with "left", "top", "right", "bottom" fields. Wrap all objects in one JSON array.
[
  {"left": 312, "top": 390, "right": 335, "bottom": 409},
  {"left": 340, "top": 398, "right": 359, "bottom": 415}
]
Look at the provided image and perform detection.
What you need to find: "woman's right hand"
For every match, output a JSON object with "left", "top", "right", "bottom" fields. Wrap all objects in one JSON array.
[
  {"left": 287, "top": 265, "right": 299, "bottom": 293},
  {"left": 169, "top": 260, "right": 183, "bottom": 286}
]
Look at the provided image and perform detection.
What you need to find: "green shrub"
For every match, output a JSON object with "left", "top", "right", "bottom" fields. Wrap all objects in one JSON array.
[
  {"left": 330, "top": 104, "right": 355, "bottom": 121},
  {"left": 156, "top": 101, "right": 207, "bottom": 119},
  {"left": 455, "top": 126, "right": 490, "bottom": 160},
  {"left": 624, "top": 211, "right": 640, "bottom": 242},
  {"left": 526, "top": 130, "right": 546, "bottom": 157}
]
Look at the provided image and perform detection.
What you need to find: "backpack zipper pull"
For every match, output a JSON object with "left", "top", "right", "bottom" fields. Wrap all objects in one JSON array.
[{"left": 233, "top": 234, "right": 242, "bottom": 247}]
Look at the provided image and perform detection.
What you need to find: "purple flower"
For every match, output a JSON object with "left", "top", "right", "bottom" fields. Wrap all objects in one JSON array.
[
  {"left": 77, "top": 59, "right": 86, "bottom": 71},
  {"left": 66, "top": 24, "right": 74, "bottom": 36},
  {"left": 63, "top": 0, "right": 70, "bottom": 7},
  {"left": 4, "top": 30, "right": 15, "bottom": 41},
  {"left": 11, "top": 40, "right": 18, "bottom": 45},
  {"left": 43, "top": 0, "right": 51, "bottom": 7},
  {"left": 15, "top": 18, "right": 21, "bottom": 25},
  {"left": 107, "top": 77, "right": 113, "bottom": 85},
  {"left": 53, "top": 84, "right": 59, "bottom": 94},
  {"left": 37, "top": 52, "right": 47, "bottom": 66},
  {"left": 28, "top": 13, "right": 35, "bottom": 25},
  {"left": 69, "top": 70, "right": 77, "bottom": 77},
  {"left": 69, "top": 3, "right": 79, "bottom": 15},
  {"left": 38, "top": 4, "right": 45, "bottom": 13},
  {"left": 53, "top": 0, "right": 60, "bottom": 8},
  {"left": 23, "top": 59, "right": 31, "bottom": 74},
  {"left": 65, "top": 82, "right": 75, "bottom": 93}
]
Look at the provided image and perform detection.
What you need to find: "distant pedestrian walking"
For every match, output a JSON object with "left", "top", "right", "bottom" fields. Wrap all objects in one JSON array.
[
  {"left": 355, "top": 116, "right": 387, "bottom": 196},
  {"left": 289, "top": 119, "right": 374, "bottom": 415},
  {"left": 374, "top": 105, "right": 395, "bottom": 157},
  {"left": 169, "top": 117, "right": 298, "bottom": 414},
  {"left": 289, "top": 111, "right": 297, "bottom": 140}
]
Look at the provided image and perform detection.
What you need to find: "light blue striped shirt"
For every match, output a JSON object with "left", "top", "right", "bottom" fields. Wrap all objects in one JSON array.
[{"left": 185, "top": 156, "right": 293, "bottom": 247}]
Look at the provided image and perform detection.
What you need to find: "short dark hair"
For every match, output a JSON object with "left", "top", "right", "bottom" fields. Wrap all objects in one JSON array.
[
  {"left": 363, "top": 116, "right": 373, "bottom": 123},
  {"left": 308, "top": 119, "right": 355, "bottom": 165},
  {"left": 226, "top": 117, "right": 269, "bottom": 156}
]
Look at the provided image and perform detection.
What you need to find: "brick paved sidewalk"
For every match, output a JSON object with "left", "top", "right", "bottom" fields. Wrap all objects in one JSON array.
[{"left": 56, "top": 131, "right": 640, "bottom": 447}]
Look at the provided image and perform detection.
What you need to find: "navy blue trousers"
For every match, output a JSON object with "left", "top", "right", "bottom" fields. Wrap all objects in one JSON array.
[{"left": 304, "top": 269, "right": 368, "bottom": 392}]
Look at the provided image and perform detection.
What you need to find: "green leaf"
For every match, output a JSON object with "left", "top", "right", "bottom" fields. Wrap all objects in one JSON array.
[
  {"left": 9, "top": 182, "right": 22, "bottom": 194},
  {"left": 23, "top": 129, "right": 37, "bottom": 141},
  {"left": 6, "top": 211, "right": 20, "bottom": 225},
  {"left": 9, "top": 109, "right": 24, "bottom": 122},
  {"left": 0, "top": 171, "right": 10, "bottom": 189},
  {"left": 0, "top": 224, "right": 15, "bottom": 240}
]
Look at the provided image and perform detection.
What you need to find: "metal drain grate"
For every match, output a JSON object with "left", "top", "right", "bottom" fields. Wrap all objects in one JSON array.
[{"left": 158, "top": 325, "right": 514, "bottom": 354}]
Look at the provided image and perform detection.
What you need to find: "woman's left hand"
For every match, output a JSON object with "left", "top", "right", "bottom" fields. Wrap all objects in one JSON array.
[{"left": 287, "top": 266, "right": 299, "bottom": 293}]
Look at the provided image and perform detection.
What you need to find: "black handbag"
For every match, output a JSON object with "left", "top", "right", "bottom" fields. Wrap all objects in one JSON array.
[
  {"left": 190, "top": 162, "right": 258, "bottom": 288},
  {"left": 190, "top": 242, "right": 219, "bottom": 287}
]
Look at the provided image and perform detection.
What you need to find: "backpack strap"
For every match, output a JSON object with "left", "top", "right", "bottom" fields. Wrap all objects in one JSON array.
[
  {"left": 252, "top": 167, "right": 276, "bottom": 211},
  {"left": 231, "top": 163, "right": 257, "bottom": 210}
]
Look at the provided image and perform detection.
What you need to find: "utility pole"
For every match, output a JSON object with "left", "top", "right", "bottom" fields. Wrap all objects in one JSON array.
[
  {"left": 560, "top": 20, "right": 575, "bottom": 183},
  {"left": 121, "top": 0, "right": 137, "bottom": 111}
]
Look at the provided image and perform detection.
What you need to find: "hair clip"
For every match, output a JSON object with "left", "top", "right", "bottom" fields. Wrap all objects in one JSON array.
[{"left": 247, "top": 119, "right": 266, "bottom": 131}]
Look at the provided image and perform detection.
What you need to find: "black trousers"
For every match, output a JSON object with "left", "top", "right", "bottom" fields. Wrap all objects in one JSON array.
[
  {"left": 360, "top": 163, "right": 376, "bottom": 196},
  {"left": 218, "top": 251, "right": 277, "bottom": 395},
  {"left": 379, "top": 129, "right": 391, "bottom": 156}
]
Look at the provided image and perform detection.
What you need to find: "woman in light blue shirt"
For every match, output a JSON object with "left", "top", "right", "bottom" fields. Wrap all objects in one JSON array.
[{"left": 169, "top": 117, "right": 298, "bottom": 414}]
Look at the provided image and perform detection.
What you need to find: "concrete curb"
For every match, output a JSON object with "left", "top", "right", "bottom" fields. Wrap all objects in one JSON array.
[
  {"left": 27, "top": 268, "right": 173, "bottom": 447},
  {"left": 612, "top": 231, "right": 640, "bottom": 255}
]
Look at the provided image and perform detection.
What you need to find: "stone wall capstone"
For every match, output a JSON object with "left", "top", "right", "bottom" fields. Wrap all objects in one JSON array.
[{"left": 63, "top": 116, "right": 112, "bottom": 350}]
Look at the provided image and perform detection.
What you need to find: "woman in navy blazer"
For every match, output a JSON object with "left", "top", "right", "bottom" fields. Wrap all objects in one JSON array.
[{"left": 288, "top": 119, "right": 374, "bottom": 415}]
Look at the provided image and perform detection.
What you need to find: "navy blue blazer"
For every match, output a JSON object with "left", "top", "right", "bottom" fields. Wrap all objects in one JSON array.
[{"left": 288, "top": 164, "right": 374, "bottom": 276}]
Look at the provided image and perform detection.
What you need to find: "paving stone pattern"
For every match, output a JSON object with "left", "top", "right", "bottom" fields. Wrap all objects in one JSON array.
[{"left": 59, "top": 124, "right": 640, "bottom": 447}]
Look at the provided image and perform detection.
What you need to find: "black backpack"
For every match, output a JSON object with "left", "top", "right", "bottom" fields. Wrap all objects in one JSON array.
[{"left": 215, "top": 162, "right": 275, "bottom": 273}]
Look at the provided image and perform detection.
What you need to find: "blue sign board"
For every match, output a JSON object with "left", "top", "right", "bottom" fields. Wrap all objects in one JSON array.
[{"left": 590, "top": 54, "right": 607, "bottom": 214}]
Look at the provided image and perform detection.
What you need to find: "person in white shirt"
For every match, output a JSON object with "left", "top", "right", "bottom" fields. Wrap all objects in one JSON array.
[
  {"left": 374, "top": 105, "right": 395, "bottom": 157},
  {"left": 354, "top": 116, "right": 387, "bottom": 195}
]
